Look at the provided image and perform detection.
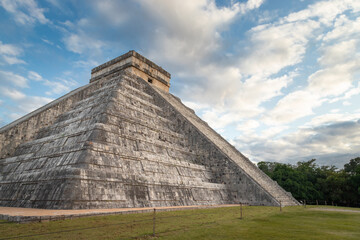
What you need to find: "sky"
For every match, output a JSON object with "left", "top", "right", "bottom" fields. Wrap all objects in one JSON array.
[{"left": 0, "top": 0, "right": 360, "bottom": 168}]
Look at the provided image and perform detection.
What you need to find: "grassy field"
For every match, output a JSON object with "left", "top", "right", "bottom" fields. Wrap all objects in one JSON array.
[{"left": 0, "top": 205, "right": 359, "bottom": 240}]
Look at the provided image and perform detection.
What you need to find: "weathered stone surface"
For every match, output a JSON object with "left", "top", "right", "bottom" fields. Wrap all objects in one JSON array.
[{"left": 0, "top": 51, "right": 299, "bottom": 209}]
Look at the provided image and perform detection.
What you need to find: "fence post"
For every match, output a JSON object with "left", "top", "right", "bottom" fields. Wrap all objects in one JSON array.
[
  {"left": 240, "top": 203, "right": 243, "bottom": 219},
  {"left": 316, "top": 200, "right": 318, "bottom": 205},
  {"left": 304, "top": 200, "right": 306, "bottom": 208},
  {"left": 280, "top": 201, "right": 282, "bottom": 212},
  {"left": 325, "top": 200, "right": 327, "bottom": 205},
  {"left": 153, "top": 208, "right": 156, "bottom": 237}
]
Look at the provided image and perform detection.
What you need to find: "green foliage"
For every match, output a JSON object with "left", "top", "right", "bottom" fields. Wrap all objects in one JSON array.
[
  {"left": 344, "top": 157, "right": 360, "bottom": 175},
  {"left": 258, "top": 158, "right": 360, "bottom": 206}
]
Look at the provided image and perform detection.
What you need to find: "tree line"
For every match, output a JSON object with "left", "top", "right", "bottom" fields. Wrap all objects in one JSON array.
[{"left": 257, "top": 157, "right": 360, "bottom": 207}]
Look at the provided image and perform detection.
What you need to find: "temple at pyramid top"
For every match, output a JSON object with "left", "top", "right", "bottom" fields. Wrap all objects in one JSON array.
[{"left": 90, "top": 50, "right": 171, "bottom": 92}]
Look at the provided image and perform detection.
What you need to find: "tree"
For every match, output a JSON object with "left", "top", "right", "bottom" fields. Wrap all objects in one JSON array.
[
  {"left": 257, "top": 157, "right": 360, "bottom": 207},
  {"left": 343, "top": 157, "right": 360, "bottom": 205},
  {"left": 344, "top": 157, "right": 360, "bottom": 175}
]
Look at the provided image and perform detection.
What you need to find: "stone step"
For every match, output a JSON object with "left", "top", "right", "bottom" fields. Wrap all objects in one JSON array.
[
  {"left": 37, "top": 108, "right": 185, "bottom": 144},
  {"left": 121, "top": 74, "right": 147, "bottom": 91},
  {"left": 99, "top": 118, "right": 186, "bottom": 144},
  {"left": 55, "top": 100, "right": 106, "bottom": 123},
  {"left": 11, "top": 125, "right": 93, "bottom": 157},
  {"left": 37, "top": 75, "right": 171, "bottom": 140},
  {"left": 36, "top": 114, "right": 103, "bottom": 139},
  {"left": 16, "top": 103, "right": 186, "bottom": 157},
  {"left": 0, "top": 161, "right": 211, "bottom": 187},
  {"left": 44, "top": 92, "right": 170, "bottom": 137},
  {"left": 9, "top": 121, "right": 191, "bottom": 165},
  {"left": 104, "top": 109, "right": 183, "bottom": 138},
  {"left": 106, "top": 98, "right": 174, "bottom": 129},
  {"left": 89, "top": 124, "right": 191, "bottom": 156},
  {"left": 72, "top": 82, "right": 119, "bottom": 107},
  {"left": 95, "top": 71, "right": 146, "bottom": 94},
  {"left": 137, "top": 151, "right": 206, "bottom": 171},
  {"left": 59, "top": 75, "right": 148, "bottom": 117},
  {"left": 122, "top": 82, "right": 153, "bottom": 101},
  {"left": 117, "top": 88, "right": 163, "bottom": 112}
]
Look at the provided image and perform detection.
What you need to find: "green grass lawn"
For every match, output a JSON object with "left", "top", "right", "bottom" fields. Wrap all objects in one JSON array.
[{"left": 1, "top": 205, "right": 359, "bottom": 240}]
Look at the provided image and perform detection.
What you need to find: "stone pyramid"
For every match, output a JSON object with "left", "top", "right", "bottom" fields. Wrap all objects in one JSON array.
[{"left": 0, "top": 51, "right": 299, "bottom": 209}]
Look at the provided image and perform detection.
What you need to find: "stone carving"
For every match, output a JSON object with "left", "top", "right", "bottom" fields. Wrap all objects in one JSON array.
[{"left": 0, "top": 51, "right": 299, "bottom": 209}]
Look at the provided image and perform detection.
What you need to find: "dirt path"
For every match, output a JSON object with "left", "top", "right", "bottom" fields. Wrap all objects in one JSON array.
[
  {"left": 0, "top": 204, "right": 238, "bottom": 222},
  {"left": 310, "top": 208, "right": 360, "bottom": 213}
]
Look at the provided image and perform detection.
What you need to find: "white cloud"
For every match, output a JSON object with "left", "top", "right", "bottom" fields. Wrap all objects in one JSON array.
[
  {"left": 306, "top": 112, "right": 360, "bottom": 127},
  {"left": 343, "top": 82, "right": 360, "bottom": 99},
  {"left": 261, "top": 126, "right": 289, "bottom": 138},
  {"left": 0, "top": 70, "right": 28, "bottom": 88},
  {"left": 285, "top": 0, "right": 360, "bottom": 25},
  {"left": 143, "top": 0, "right": 248, "bottom": 64},
  {"left": 240, "top": 20, "right": 320, "bottom": 76},
  {"left": 63, "top": 32, "right": 105, "bottom": 54},
  {"left": 182, "top": 101, "right": 210, "bottom": 111},
  {"left": 191, "top": 72, "right": 292, "bottom": 131},
  {"left": 27, "top": 71, "right": 77, "bottom": 96},
  {"left": 229, "top": 0, "right": 360, "bottom": 166},
  {"left": 1, "top": 55, "right": 26, "bottom": 65},
  {"left": 265, "top": 60, "right": 358, "bottom": 125},
  {"left": 234, "top": 118, "right": 360, "bottom": 167},
  {"left": 28, "top": 71, "right": 43, "bottom": 81},
  {"left": 232, "top": 74, "right": 292, "bottom": 112},
  {"left": 318, "top": 39, "right": 358, "bottom": 66},
  {"left": 240, "top": 0, "right": 264, "bottom": 12},
  {"left": 0, "top": 41, "right": 25, "bottom": 65},
  {"left": 0, "top": 70, "right": 61, "bottom": 124},
  {"left": 236, "top": 119, "right": 260, "bottom": 133},
  {"left": 0, "top": 87, "right": 26, "bottom": 100},
  {"left": 264, "top": 90, "right": 322, "bottom": 125},
  {"left": 44, "top": 81, "right": 71, "bottom": 95},
  {"left": 202, "top": 109, "right": 240, "bottom": 131},
  {"left": 262, "top": 3, "right": 360, "bottom": 126},
  {"left": 0, "top": 41, "right": 22, "bottom": 56},
  {"left": 323, "top": 15, "right": 360, "bottom": 42},
  {"left": 42, "top": 38, "right": 54, "bottom": 46},
  {"left": 74, "top": 59, "right": 99, "bottom": 68},
  {"left": 93, "top": 0, "right": 131, "bottom": 25},
  {"left": 18, "top": 96, "right": 53, "bottom": 113},
  {"left": 0, "top": 87, "right": 53, "bottom": 121},
  {"left": 0, "top": 0, "right": 50, "bottom": 25},
  {"left": 329, "top": 81, "right": 360, "bottom": 104},
  {"left": 45, "top": 0, "right": 62, "bottom": 9},
  {"left": 9, "top": 112, "right": 22, "bottom": 121},
  {"left": 308, "top": 62, "right": 358, "bottom": 97},
  {"left": 4, "top": 95, "right": 53, "bottom": 121}
]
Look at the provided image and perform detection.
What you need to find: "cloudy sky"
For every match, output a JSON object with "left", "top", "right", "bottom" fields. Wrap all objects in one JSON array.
[{"left": 0, "top": 0, "right": 359, "bottom": 168}]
